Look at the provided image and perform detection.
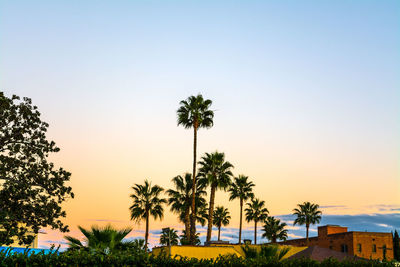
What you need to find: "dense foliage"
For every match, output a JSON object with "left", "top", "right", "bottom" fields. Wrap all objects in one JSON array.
[
  {"left": 0, "top": 248, "right": 396, "bottom": 267},
  {"left": 393, "top": 230, "right": 400, "bottom": 261},
  {"left": 0, "top": 92, "right": 74, "bottom": 246}
]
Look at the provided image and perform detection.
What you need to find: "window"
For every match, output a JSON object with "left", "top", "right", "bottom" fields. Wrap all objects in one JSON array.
[
  {"left": 341, "top": 244, "right": 348, "bottom": 253},
  {"left": 372, "top": 244, "right": 376, "bottom": 253},
  {"left": 357, "top": 244, "right": 362, "bottom": 253}
]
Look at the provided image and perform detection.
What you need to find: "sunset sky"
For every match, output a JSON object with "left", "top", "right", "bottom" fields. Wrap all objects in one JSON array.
[{"left": 1, "top": 0, "right": 399, "bottom": 248}]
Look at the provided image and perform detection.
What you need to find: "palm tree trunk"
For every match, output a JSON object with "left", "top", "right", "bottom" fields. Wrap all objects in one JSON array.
[
  {"left": 184, "top": 205, "right": 190, "bottom": 240},
  {"left": 206, "top": 185, "right": 216, "bottom": 243},
  {"left": 239, "top": 199, "right": 243, "bottom": 244},
  {"left": 145, "top": 211, "right": 149, "bottom": 251},
  {"left": 306, "top": 224, "right": 309, "bottom": 246},
  {"left": 254, "top": 221, "right": 257, "bottom": 245},
  {"left": 190, "top": 125, "right": 198, "bottom": 243},
  {"left": 218, "top": 226, "right": 221, "bottom": 241}
]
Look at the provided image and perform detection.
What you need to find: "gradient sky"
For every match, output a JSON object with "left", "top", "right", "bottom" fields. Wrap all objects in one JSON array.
[{"left": 1, "top": 0, "right": 399, "bottom": 248}]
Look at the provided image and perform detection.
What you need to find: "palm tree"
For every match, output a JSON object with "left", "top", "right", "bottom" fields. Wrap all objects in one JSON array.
[
  {"left": 180, "top": 230, "right": 201, "bottom": 245},
  {"left": 242, "top": 244, "right": 290, "bottom": 261},
  {"left": 64, "top": 224, "right": 134, "bottom": 253},
  {"left": 166, "top": 173, "right": 207, "bottom": 239},
  {"left": 262, "top": 216, "right": 288, "bottom": 243},
  {"left": 159, "top": 228, "right": 179, "bottom": 246},
  {"left": 228, "top": 175, "right": 255, "bottom": 244},
  {"left": 129, "top": 180, "right": 166, "bottom": 250},
  {"left": 177, "top": 94, "right": 214, "bottom": 243},
  {"left": 198, "top": 151, "right": 233, "bottom": 243},
  {"left": 213, "top": 206, "right": 231, "bottom": 241},
  {"left": 293, "top": 201, "right": 322, "bottom": 245},
  {"left": 245, "top": 198, "right": 269, "bottom": 244}
]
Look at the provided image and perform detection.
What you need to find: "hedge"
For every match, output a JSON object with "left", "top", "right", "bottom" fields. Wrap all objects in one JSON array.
[{"left": 0, "top": 248, "right": 397, "bottom": 267}]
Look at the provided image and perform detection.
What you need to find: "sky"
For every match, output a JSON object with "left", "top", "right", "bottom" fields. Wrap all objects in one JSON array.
[{"left": 0, "top": 0, "right": 399, "bottom": 249}]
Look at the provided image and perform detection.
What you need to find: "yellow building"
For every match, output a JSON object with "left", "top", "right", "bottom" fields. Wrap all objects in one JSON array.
[{"left": 152, "top": 244, "right": 307, "bottom": 260}]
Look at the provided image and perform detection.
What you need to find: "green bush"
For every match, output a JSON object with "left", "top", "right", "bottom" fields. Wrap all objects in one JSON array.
[{"left": 0, "top": 248, "right": 397, "bottom": 267}]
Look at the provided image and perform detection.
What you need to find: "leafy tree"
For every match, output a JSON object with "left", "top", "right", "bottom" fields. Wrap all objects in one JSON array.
[
  {"left": 245, "top": 198, "right": 268, "bottom": 245},
  {"left": 262, "top": 216, "right": 288, "bottom": 243},
  {"left": 229, "top": 175, "right": 255, "bottom": 244},
  {"left": 0, "top": 92, "right": 74, "bottom": 246},
  {"left": 198, "top": 151, "right": 233, "bottom": 243},
  {"left": 213, "top": 206, "right": 231, "bottom": 241},
  {"left": 159, "top": 228, "right": 179, "bottom": 246},
  {"left": 166, "top": 173, "right": 208, "bottom": 237},
  {"left": 129, "top": 180, "right": 166, "bottom": 250},
  {"left": 393, "top": 230, "right": 400, "bottom": 261},
  {"left": 293, "top": 201, "right": 322, "bottom": 245},
  {"left": 180, "top": 230, "right": 201, "bottom": 245},
  {"left": 64, "top": 224, "right": 137, "bottom": 253},
  {"left": 177, "top": 94, "right": 214, "bottom": 243}
]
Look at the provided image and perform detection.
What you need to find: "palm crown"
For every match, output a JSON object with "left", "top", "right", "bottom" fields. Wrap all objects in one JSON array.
[
  {"left": 129, "top": 180, "right": 166, "bottom": 249},
  {"left": 159, "top": 228, "right": 179, "bottom": 246},
  {"left": 293, "top": 201, "right": 322, "bottom": 244},
  {"left": 213, "top": 206, "right": 231, "bottom": 241},
  {"left": 245, "top": 198, "right": 269, "bottom": 244},
  {"left": 177, "top": 94, "right": 214, "bottom": 130},
  {"left": 229, "top": 175, "right": 255, "bottom": 243},
  {"left": 198, "top": 151, "right": 234, "bottom": 242},
  {"left": 64, "top": 224, "right": 133, "bottom": 253},
  {"left": 262, "top": 216, "right": 288, "bottom": 243}
]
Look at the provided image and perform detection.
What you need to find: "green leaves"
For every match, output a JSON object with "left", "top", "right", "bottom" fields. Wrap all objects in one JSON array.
[
  {"left": 293, "top": 202, "right": 322, "bottom": 226},
  {"left": 262, "top": 216, "right": 288, "bottom": 243},
  {"left": 177, "top": 94, "right": 214, "bottom": 130},
  {"left": 0, "top": 92, "right": 74, "bottom": 246}
]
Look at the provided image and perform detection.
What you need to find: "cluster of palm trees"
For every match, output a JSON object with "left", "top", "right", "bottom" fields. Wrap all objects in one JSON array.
[
  {"left": 63, "top": 94, "right": 323, "bottom": 251},
  {"left": 127, "top": 94, "right": 323, "bottom": 249}
]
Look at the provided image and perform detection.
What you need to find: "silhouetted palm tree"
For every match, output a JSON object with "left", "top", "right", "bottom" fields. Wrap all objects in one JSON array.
[
  {"left": 228, "top": 175, "right": 255, "bottom": 244},
  {"left": 245, "top": 198, "right": 268, "bottom": 244},
  {"left": 166, "top": 173, "right": 207, "bottom": 238},
  {"left": 180, "top": 230, "right": 201, "bottom": 245},
  {"left": 159, "top": 228, "right": 179, "bottom": 246},
  {"left": 262, "top": 216, "right": 288, "bottom": 243},
  {"left": 64, "top": 224, "right": 134, "bottom": 253},
  {"left": 293, "top": 201, "right": 322, "bottom": 245},
  {"left": 198, "top": 151, "right": 234, "bottom": 243},
  {"left": 213, "top": 206, "right": 231, "bottom": 241},
  {"left": 177, "top": 94, "right": 214, "bottom": 243},
  {"left": 129, "top": 180, "right": 166, "bottom": 250}
]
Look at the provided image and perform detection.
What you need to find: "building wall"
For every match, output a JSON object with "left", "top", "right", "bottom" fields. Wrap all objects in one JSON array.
[
  {"left": 152, "top": 245, "right": 307, "bottom": 260},
  {"left": 352, "top": 232, "right": 393, "bottom": 260},
  {"left": 278, "top": 226, "right": 393, "bottom": 260}
]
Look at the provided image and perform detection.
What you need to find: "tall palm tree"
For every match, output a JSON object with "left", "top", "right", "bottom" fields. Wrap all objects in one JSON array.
[
  {"left": 228, "top": 175, "right": 255, "bottom": 244},
  {"left": 166, "top": 173, "right": 207, "bottom": 239},
  {"left": 213, "top": 206, "right": 231, "bottom": 241},
  {"left": 245, "top": 198, "right": 269, "bottom": 245},
  {"left": 129, "top": 180, "right": 166, "bottom": 250},
  {"left": 159, "top": 228, "right": 179, "bottom": 246},
  {"left": 177, "top": 94, "right": 214, "bottom": 243},
  {"left": 64, "top": 224, "right": 134, "bottom": 253},
  {"left": 293, "top": 201, "right": 322, "bottom": 245},
  {"left": 198, "top": 151, "right": 233, "bottom": 243},
  {"left": 262, "top": 216, "right": 288, "bottom": 243}
]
